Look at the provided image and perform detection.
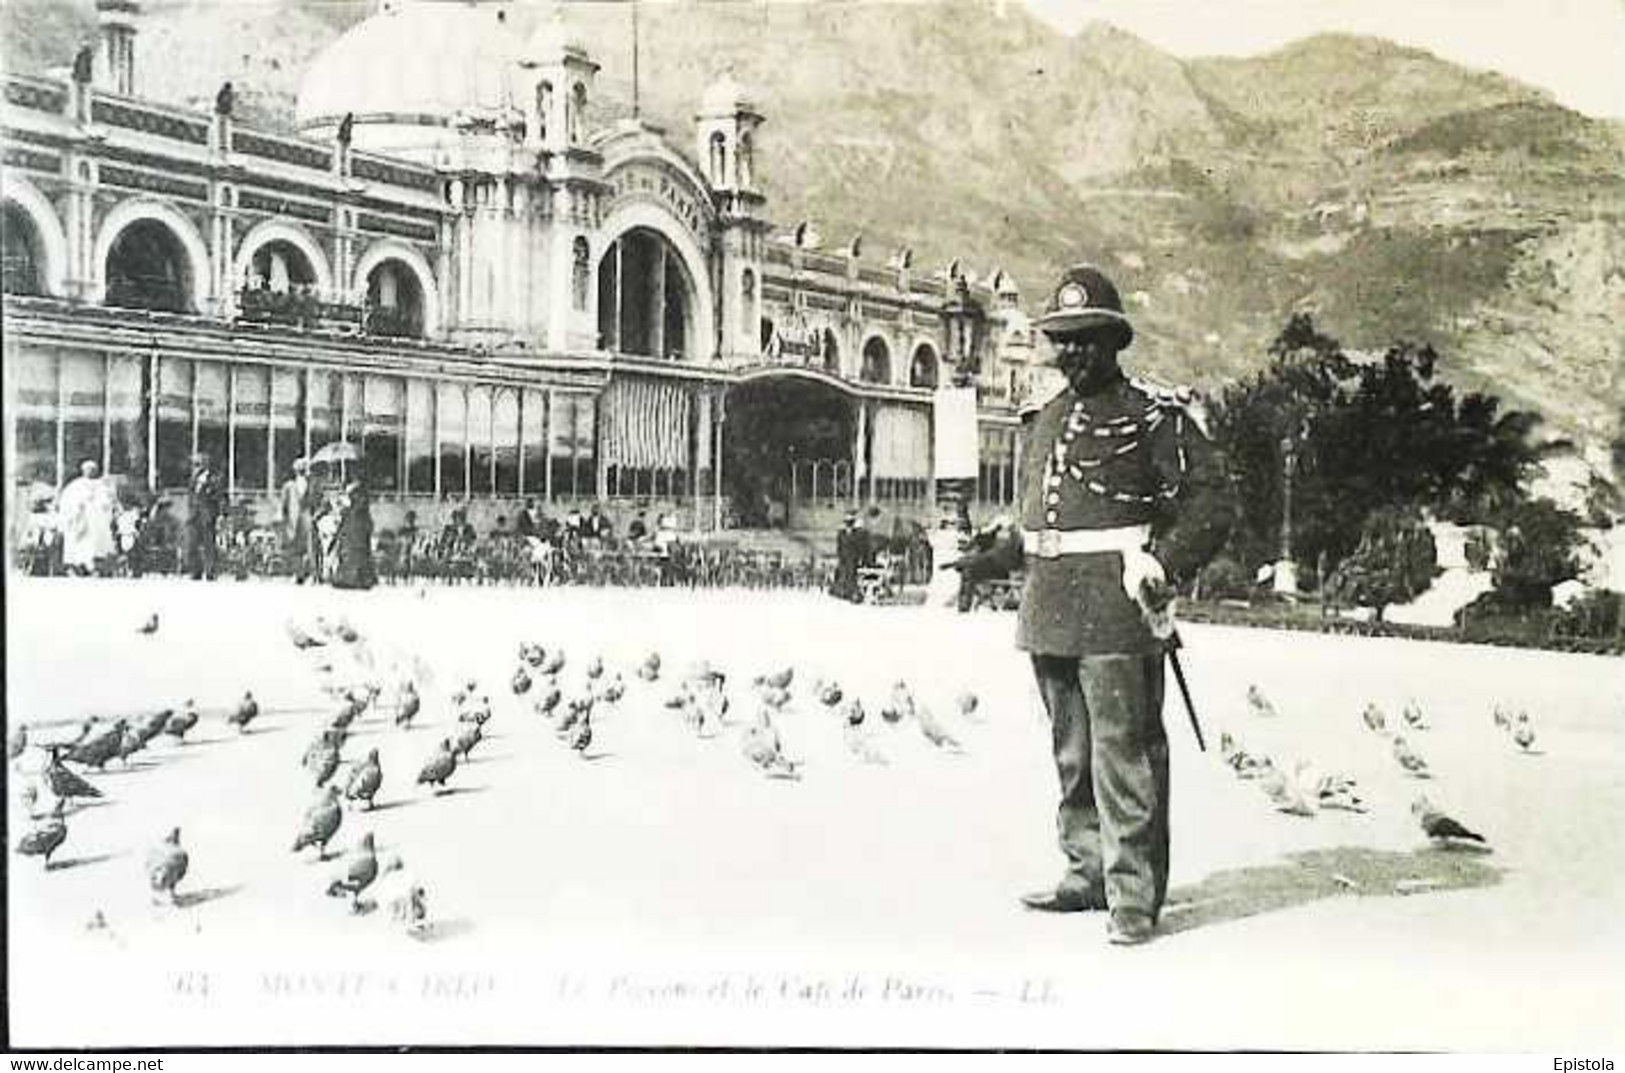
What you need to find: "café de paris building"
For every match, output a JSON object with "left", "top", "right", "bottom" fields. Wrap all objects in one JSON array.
[{"left": 1, "top": 0, "right": 1051, "bottom": 538}]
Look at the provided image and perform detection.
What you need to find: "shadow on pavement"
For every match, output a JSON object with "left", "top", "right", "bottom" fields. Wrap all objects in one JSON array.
[{"left": 1161, "top": 845, "right": 1504, "bottom": 936}]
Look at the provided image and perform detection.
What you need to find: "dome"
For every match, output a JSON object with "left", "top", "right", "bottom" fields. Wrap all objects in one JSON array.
[
  {"left": 524, "top": 3, "right": 585, "bottom": 62},
  {"left": 296, "top": 0, "right": 525, "bottom": 156},
  {"left": 700, "top": 68, "right": 757, "bottom": 116}
]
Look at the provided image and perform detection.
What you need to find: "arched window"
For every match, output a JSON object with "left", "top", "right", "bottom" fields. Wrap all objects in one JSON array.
[
  {"left": 860, "top": 336, "right": 891, "bottom": 384},
  {"left": 709, "top": 131, "right": 728, "bottom": 187},
  {"left": 1, "top": 201, "right": 45, "bottom": 296},
  {"left": 105, "top": 219, "right": 193, "bottom": 313},
  {"left": 535, "top": 80, "right": 552, "bottom": 142},
  {"left": 595, "top": 227, "right": 696, "bottom": 359},
  {"left": 909, "top": 343, "right": 939, "bottom": 389},
  {"left": 569, "top": 82, "right": 587, "bottom": 145},
  {"left": 737, "top": 130, "right": 753, "bottom": 188},
  {"left": 572, "top": 236, "right": 590, "bottom": 311},
  {"left": 365, "top": 260, "right": 425, "bottom": 338}
]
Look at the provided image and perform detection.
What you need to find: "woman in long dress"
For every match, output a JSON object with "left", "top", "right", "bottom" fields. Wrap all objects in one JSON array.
[
  {"left": 330, "top": 480, "right": 376, "bottom": 591},
  {"left": 59, "top": 460, "right": 118, "bottom": 576}
]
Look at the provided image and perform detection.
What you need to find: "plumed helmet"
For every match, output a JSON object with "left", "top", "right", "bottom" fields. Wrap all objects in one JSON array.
[{"left": 1035, "top": 264, "right": 1134, "bottom": 349}]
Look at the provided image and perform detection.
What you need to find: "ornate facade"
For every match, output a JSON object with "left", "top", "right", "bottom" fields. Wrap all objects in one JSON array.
[{"left": 2, "top": 0, "right": 1055, "bottom": 535}]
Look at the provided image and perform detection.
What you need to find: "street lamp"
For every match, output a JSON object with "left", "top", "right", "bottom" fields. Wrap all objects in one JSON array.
[{"left": 940, "top": 274, "right": 988, "bottom": 388}]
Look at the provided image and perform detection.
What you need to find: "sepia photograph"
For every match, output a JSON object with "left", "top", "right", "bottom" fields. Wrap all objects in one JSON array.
[{"left": 3, "top": 0, "right": 1623, "bottom": 1053}]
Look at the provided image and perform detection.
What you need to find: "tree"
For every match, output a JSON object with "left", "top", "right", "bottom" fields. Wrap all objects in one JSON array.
[
  {"left": 1486, "top": 497, "right": 1587, "bottom": 610},
  {"left": 1326, "top": 508, "right": 1439, "bottom": 621},
  {"left": 1208, "top": 315, "right": 1542, "bottom": 581}
]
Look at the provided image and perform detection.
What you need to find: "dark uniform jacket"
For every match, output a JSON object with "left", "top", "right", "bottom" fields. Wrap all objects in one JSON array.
[{"left": 974, "top": 371, "right": 1234, "bottom": 656}]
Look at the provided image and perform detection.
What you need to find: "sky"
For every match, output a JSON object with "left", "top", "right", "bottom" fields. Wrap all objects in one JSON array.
[{"left": 1021, "top": 0, "right": 1625, "bottom": 119}]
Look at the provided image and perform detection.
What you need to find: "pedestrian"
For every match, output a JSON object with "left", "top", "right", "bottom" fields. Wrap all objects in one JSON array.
[
  {"left": 831, "top": 510, "right": 866, "bottom": 602},
  {"left": 330, "top": 479, "right": 377, "bottom": 590},
  {"left": 183, "top": 452, "right": 225, "bottom": 580},
  {"left": 950, "top": 265, "right": 1233, "bottom": 946},
  {"left": 278, "top": 457, "right": 317, "bottom": 583},
  {"left": 58, "top": 459, "right": 118, "bottom": 576}
]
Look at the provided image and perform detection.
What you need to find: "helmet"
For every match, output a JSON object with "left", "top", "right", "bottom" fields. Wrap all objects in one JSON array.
[{"left": 1035, "top": 264, "right": 1134, "bottom": 349}]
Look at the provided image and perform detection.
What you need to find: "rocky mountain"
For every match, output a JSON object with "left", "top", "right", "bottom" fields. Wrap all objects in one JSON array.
[{"left": 5, "top": 0, "right": 1622, "bottom": 443}]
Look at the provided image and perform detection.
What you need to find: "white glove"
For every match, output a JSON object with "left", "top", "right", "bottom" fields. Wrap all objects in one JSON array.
[
  {"left": 1121, "top": 548, "right": 1177, "bottom": 640},
  {"left": 1120, "top": 547, "right": 1166, "bottom": 603}
]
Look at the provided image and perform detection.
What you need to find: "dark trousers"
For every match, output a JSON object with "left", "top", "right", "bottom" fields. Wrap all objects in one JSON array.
[
  {"left": 184, "top": 520, "right": 218, "bottom": 580},
  {"left": 1030, "top": 652, "right": 1170, "bottom": 919}
]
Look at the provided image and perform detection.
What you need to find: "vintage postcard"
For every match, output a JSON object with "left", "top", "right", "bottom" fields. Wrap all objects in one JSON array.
[{"left": 4, "top": 0, "right": 1622, "bottom": 1053}]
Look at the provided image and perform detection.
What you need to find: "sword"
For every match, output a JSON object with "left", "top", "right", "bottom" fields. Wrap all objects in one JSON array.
[{"left": 1165, "top": 630, "right": 1206, "bottom": 753}]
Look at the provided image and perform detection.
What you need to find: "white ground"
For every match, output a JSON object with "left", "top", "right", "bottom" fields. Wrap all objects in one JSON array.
[{"left": 6, "top": 575, "right": 1623, "bottom": 1050}]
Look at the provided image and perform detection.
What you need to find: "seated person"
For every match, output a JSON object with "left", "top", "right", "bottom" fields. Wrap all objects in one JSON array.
[{"left": 627, "top": 511, "right": 650, "bottom": 544}]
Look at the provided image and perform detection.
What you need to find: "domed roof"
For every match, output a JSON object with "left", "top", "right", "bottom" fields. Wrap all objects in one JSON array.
[
  {"left": 296, "top": 1, "right": 525, "bottom": 131},
  {"left": 524, "top": 3, "right": 586, "bottom": 61},
  {"left": 700, "top": 68, "right": 758, "bottom": 116}
]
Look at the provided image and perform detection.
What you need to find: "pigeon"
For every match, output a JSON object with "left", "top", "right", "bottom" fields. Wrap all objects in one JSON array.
[
  {"left": 374, "top": 853, "right": 428, "bottom": 932},
  {"left": 138, "top": 613, "right": 160, "bottom": 635},
  {"left": 955, "top": 691, "right": 982, "bottom": 723},
  {"left": 1307, "top": 768, "right": 1367, "bottom": 813},
  {"left": 1391, "top": 735, "right": 1431, "bottom": 778},
  {"left": 816, "top": 681, "right": 844, "bottom": 708},
  {"left": 114, "top": 726, "right": 147, "bottom": 767},
  {"left": 326, "top": 832, "right": 379, "bottom": 910},
  {"left": 541, "top": 650, "right": 566, "bottom": 676},
  {"left": 16, "top": 800, "right": 68, "bottom": 868},
  {"left": 458, "top": 696, "right": 492, "bottom": 726},
  {"left": 453, "top": 722, "right": 483, "bottom": 760},
  {"left": 741, "top": 710, "right": 799, "bottom": 779},
  {"left": 308, "top": 737, "right": 343, "bottom": 788},
  {"left": 147, "top": 827, "right": 189, "bottom": 905},
  {"left": 1361, "top": 703, "right": 1387, "bottom": 735},
  {"left": 134, "top": 709, "right": 173, "bottom": 748},
  {"left": 636, "top": 653, "right": 661, "bottom": 682},
  {"left": 292, "top": 785, "right": 344, "bottom": 859},
  {"left": 511, "top": 667, "right": 532, "bottom": 696},
  {"left": 582, "top": 656, "right": 605, "bottom": 682},
  {"left": 567, "top": 711, "right": 593, "bottom": 755},
  {"left": 67, "top": 719, "right": 127, "bottom": 770},
  {"left": 557, "top": 697, "right": 591, "bottom": 737},
  {"left": 345, "top": 749, "right": 383, "bottom": 810},
  {"left": 9, "top": 724, "right": 26, "bottom": 761},
  {"left": 228, "top": 691, "right": 260, "bottom": 733},
  {"left": 534, "top": 684, "right": 562, "bottom": 716},
  {"left": 880, "top": 681, "right": 916, "bottom": 725},
  {"left": 1413, "top": 796, "right": 1488, "bottom": 846},
  {"left": 915, "top": 701, "right": 962, "bottom": 751},
  {"left": 1258, "top": 763, "right": 1314, "bottom": 816},
  {"left": 43, "top": 747, "right": 102, "bottom": 802},
  {"left": 663, "top": 686, "right": 691, "bottom": 711},
  {"left": 597, "top": 675, "right": 626, "bottom": 705},
  {"left": 164, "top": 701, "right": 200, "bottom": 742},
  {"left": 840, "top": 697, "right": 866, "bottom": 727},
  {"left": 417, "top": 739, "right": 458, "bottom": 792},
  {"left": 1492, "top": 706, "right": 1513, "bottom": 734},
  {"left": 764, "top": 666, "right": 794, "bottom": 691},
  {"left": 1245, "top": 684, "right": 1280, "bottom": 719},
  {"left": 1401, "top": 700, "right": 1428, "bottom": 731},
  {"left": 1512, "top": 712, "right": 1537, "bottom": 753},
  {"left": 395, "top": 682, "right": 421, "bottom": 728},
  {"left": 286, "top": 619, "right": 325, "bottom": 649}
]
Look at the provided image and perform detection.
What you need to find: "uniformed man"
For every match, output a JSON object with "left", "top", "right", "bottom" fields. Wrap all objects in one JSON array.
[{"left": 951, "top": 264, "right": 1234, "bottom": 945}]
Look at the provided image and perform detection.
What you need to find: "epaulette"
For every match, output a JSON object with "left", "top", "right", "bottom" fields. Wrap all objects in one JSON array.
[
  {"left": 1130, "top": 377, "right": 1212, "bottom": 437},
  {"left": 1129, "top": 376, "right": 1197, "bottom": 409}
]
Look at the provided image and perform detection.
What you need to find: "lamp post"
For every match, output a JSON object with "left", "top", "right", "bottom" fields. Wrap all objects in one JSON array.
[
  {"left": 1276, "top": 426, "right": 1303, "bottom": 596},
  {"left": 924, "top": 276, "right": 987, "bottom": 606}
]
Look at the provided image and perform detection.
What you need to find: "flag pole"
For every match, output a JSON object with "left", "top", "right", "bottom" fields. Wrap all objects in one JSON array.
[{"left": 631, "top": 0, "right": 641, "bottom": 120}]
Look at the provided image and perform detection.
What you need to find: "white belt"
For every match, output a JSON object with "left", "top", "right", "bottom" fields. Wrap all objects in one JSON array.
[{"left": 1023, "top": 525, "right": 1151, "bottom": 559}]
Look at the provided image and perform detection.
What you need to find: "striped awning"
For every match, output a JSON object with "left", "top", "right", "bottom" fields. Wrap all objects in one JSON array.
[
  {"left": 871, "top": 404, "right": 931, "bottom": 479},
  {"left": 603, "top": 378, "right": 691, "bottom": 470}
]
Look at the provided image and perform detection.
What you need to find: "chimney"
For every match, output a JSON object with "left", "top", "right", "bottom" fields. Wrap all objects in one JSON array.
[{"left": 96, "top": 0, "right": 140, "bottom": 96}]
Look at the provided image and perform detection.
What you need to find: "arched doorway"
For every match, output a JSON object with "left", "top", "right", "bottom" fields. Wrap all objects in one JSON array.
[
  {"left": 364, "top": 259, "right": 425, "bottom": 337},
  {"left": 723, "top": 374, "right": 855, "bottom": 529},
  {"left": 598, "top": 226, "right": 696, "bottom": 360},
  {"left": 1, "top": 201, "right": 46, "bottom": 296},
  {"left": 860, "top": 336, "right": 891, "bottom": 385},
  {"left": 105, "top": 219, "right": 194, "bottom": 312}
]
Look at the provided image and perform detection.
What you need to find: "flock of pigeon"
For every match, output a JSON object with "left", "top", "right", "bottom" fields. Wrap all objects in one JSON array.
[
  {"left": 8, "top": 608, "right": 988, "bottom": 937},
  {"left": 1217, "top": 683, "right": 1542, "bottom": 849}
]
